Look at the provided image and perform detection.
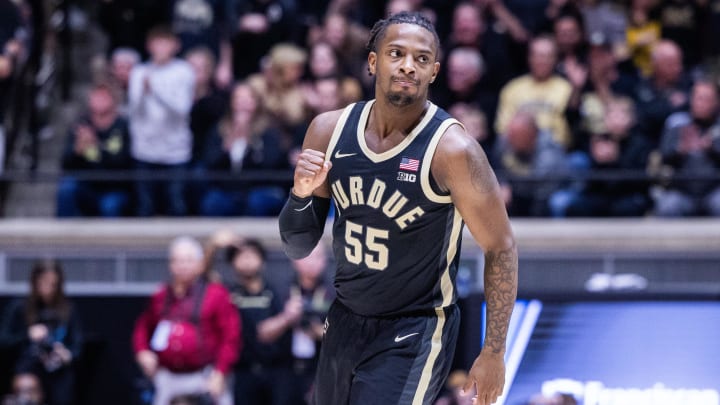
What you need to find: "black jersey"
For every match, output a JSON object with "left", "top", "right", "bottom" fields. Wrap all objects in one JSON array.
[{"left": 326, "top": 100, "right": 464, "bottom": 317}]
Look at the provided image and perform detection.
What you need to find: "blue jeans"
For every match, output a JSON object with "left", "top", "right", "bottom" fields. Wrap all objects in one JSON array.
[
  {"left": 134, "top": 161, "right": 189, "bottom": 216},
  {"left": 56, "top": 177, "right": 129, "bottom": 217},
  {"left": 200, "top": 186, "right": 286, "bottom": 216}
]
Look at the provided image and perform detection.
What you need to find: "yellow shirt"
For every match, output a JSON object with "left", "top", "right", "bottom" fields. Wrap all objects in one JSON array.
[
  {"left": 626, "top": 20, "right": 661, "bottom": 77},
  {"left": 495, "top": 74, "right": 573, "bottom": 147}
]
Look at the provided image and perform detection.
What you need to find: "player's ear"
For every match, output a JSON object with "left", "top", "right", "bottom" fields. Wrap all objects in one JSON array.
[
  {"left": 367, "top": 52, "right": 377, "bottom": 76},
  {"left": 430, "top": 61, "right": 440, "bottom": 83}
]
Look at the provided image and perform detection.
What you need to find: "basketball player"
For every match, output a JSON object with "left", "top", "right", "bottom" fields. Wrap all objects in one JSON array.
[{"left": 278, "top": 11, "right": 517, "bottom": 405}]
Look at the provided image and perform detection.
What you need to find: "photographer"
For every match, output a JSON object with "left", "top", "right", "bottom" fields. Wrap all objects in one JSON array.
[
  {"left": 204, "top": 231, "right": 297, "bottom": 405},
  {"left": 0, "top": 261, "right": 83, "bottom": 405},
  {"left": 287, "top": 243, "right": 334, "bottom": 404},
  {"left": 132, "top": 236, "right": 239, "bottom": 405}
]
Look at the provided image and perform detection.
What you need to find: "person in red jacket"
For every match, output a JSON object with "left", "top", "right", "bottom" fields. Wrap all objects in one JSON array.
[{"left": 133, "top": 236, "right": 241, "bottom": 405}]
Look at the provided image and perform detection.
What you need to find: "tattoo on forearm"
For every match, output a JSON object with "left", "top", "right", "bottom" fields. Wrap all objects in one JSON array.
[
  {"left": 466, "top": 148, "right": 497, "bottom": 194},
  {"left": 484, "top": 245, "right": 518, "bottom": 354}
]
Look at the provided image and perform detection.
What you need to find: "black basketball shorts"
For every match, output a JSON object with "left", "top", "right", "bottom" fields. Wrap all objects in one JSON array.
[{"left": 313, "top": 300, "right": 460, "bottom": 405}]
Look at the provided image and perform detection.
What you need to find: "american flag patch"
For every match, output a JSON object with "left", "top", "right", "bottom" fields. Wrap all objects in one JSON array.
[{"left": 399, "top": 157, "right": 420, "bottom": 172}]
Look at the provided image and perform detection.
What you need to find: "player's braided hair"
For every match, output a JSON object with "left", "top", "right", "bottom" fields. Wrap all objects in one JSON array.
[{"left": 366, "top": 11, "right": 440, "bottom": 60}]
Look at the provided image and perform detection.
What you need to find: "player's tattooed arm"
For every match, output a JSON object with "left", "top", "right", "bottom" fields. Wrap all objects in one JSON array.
[
  {"left": 464, "top": 145, "right": 518, "bottom": 353},
  {"left": 483, "top": 245, "right": 518, "bottom": 353},
  {"left": 434, "top": 123, "right": 518, "bottom": 354},
  {"left": 465, "top": 142, "right": 499, "bottom": 195}
]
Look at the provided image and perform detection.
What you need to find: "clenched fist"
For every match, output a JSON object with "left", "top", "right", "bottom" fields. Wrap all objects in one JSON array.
[{"left": 293, "top": 149, "right": 332, "bottom": 198}]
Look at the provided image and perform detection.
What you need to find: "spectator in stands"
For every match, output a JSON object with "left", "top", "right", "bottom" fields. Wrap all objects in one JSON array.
[
  {"left": 0, "top": 260, "right": 83, "bottom": 405},
  {"left": 0, "top": 0, "right": 22, "bottom": 82},
  {"left": 185, "top": 46, "right": 229, "bottom": 166},
  {"left": 625, "top": 0, "right": 661, "bottom": 78},
  {"left": 432, "top": 47, "right": 497, "bottom": 140},
  {"left": 565, "top": 32, "right": 639, "bottom": 153},
  {"left": 443, "top": 1, "right": 521, "bottom": 92},
  {"left": 634, "top": 40, "right": 692, "bottom": 144},
  {"left": 307, "top": 13, "right": 370, "bottom": 86},
  {"left": 0, "top": 0, "right": 23, "bottom": 171},
  {"left": 493, "top": 111, "right": 569, "bottom": 217},
  {"left": 168, "top": 0, "right": 236, "bottom": 89},
  {"left": 3, "top": 372, "right": 46, "bottom": 405},
  {"left": 232, "top": 0, "right": 298, "bottom": 79},
  {"left": 132, "top": 236, "right": 240, "bottom": 405},
  {"left": 248, "top": 43, "right": 309, "bottom": 133},
  {"left": 449, "top": 102, "right": 491, "bottom": 152},
  {"left": 205, "top": 233, "right": 298, "bottom": 405},
  {"left": 287, "top": 243, "right": 334, "bottom": 404},
  {"left": 653, "top": 79, "right": 720, "bottom": 216},
  {"left": 107, "top": 47, "right": 140, "bottom": 118},
  {"left": 128, "top": 26, "right": 195, "bottom": 216},
  {"left": 562, "top": 97, "right": 653, "bottom": 217},
  {"left": 197, "top": 81, "right": 291, "bottom": 216},
  {"left": 303, "top": 75, "right": 347, "bottom": 122},
  {"left": 56, "top": 83, "right": 133, "bottom": 217},
  {"left": 495, "top": 36, "right": 574, "bottom": 148},
  {"left": 453, "top": 0, "right": 529, "bottom": 49},
  {"left": 554, "top": 13, "right": 589, "bottom": 72},
  {"left": 304, "top": 41, "right": 363, "bottom": 107}
]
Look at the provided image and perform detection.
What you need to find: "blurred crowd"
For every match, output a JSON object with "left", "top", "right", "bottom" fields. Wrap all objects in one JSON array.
[
  {"left": 0, "top": 232, "right": 482, "bottom": 405},
  {"left": 0, "top": 230, "right": 336, "bottom": 405},
  {"left": 1, "top": 0, "right": 720, "bottom": 218}
]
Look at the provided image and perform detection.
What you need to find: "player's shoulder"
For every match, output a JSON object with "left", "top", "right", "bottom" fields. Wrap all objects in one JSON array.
[
  {"left": 435, "top": 120, "right": 479, "bottom": 157},
  {"left": 432, "top": 119, "right": 490, "bottom": 180}
]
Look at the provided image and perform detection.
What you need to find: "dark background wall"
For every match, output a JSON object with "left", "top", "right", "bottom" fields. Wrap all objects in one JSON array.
[
  {"left": 0, "top": 295, "right": 149, "bottom": 405},
  {"left": 0, "top": 294, "right": 484, "bottom": 405}
]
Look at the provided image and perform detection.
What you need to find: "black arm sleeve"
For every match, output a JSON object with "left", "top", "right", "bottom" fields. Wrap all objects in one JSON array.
[{"left": 278, "top": 193, "right": 331, "bottom": 259}]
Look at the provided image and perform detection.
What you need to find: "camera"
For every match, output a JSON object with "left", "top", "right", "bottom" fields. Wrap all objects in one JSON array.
[
  {"left": 29, "top": 337, "right": 62, "bottom": 373},
  {"left": 299, "top": 298, "right": 324, "bottom": 330}
]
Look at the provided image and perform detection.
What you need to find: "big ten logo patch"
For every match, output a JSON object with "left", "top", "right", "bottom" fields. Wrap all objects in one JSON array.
[{"left": 397, "top": 172, "right": 416, "bottom": 183}]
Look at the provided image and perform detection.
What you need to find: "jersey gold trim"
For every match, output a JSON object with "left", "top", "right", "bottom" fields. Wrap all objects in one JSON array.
[
  {"left": 325, "top": 103, "right": 356, "bottom": 161},
  {"left": 411, "top": 209, "right": 462, "bottom": 404},
  {"left": 412, "top": 307, "right": 446, "bottom": 405},
  {"left": 420, "top": 119, "right": 462, "bottom": 204},
  {"left": 441, "top": 208, "right": 463, "bottom": 307},
  {"left": 357, "top": 100, "right": 439, "bottom": 163}
]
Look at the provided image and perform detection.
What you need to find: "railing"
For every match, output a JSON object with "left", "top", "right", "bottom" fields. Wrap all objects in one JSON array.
[{"left": 0, "top": 167, "right": 718, "bottom": 183}]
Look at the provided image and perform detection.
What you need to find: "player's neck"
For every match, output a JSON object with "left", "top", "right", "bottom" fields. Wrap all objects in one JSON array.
[{"left": 370, "top": 98, "right": 429, "bottom": 138}]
